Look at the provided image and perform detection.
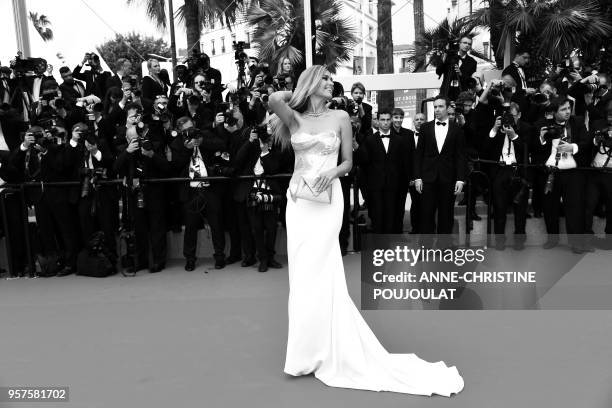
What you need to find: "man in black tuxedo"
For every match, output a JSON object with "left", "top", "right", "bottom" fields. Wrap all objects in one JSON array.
[
  {"left": 414, "top": 96, "right": 467, "bottom": 235},
  {"left": 391, "top": 108, "right": 415, "bottom": 233},
  {"left": 105, "top": 58, "right": 132, "bottom": 92},
  {"left": 436, "top": 36, "right": 477, "bottom": 101},
  {"left": 408, "top": 112, "right": 425, "bottom": 233},
  {"left": 502, "top": 48, "right": 536, "bottom": 100},
  {"left": 233, "top": 125, "right": 284, "bottom": 272},
  {"left": 486, "top": 102, "right": 531, "bottom": 250},
  {"left": 58, "top": 67, "right": 86, "bottom": 108},
  {"left": 170, "top": 116, "right": 227, "bottom": 271},
  {"left": 64, "top": 122, "right": 118, "bottom": 267},
  {"left": 73, "top": 53, "right": 109, "bottom": 99},
  {"left": 354, "top": 108, "right": 410, "bottom": 233},
  {"left": 533, "top": 96, "right": 592, "bottom": 253}
]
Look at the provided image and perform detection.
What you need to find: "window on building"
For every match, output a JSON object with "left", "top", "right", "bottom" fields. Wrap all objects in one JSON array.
[
  {"left": 247, "top": 32, "right": 251, "bottom": 44},
  {"left": 483, "top": 41, "right": 490, "bottom": 59},
  {"left": 368, "top": 25, "right": 373, "bottom": 41},
  {"left": 368, "top": 1, "right": 373, "bottom": 14},
  {"left": 211, "top": 39, "right": 216, "bottom": 56},
  {"left": 221, "top": 37, "right": 225, "bottom": 53},
  {"left": 451, "top": 0, "right": 457, "bottom": 6}
]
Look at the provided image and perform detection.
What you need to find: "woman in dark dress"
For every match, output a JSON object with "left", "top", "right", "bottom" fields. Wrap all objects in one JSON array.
[{"left": 141, "top": 58, "right": 168, "bottom": 112}]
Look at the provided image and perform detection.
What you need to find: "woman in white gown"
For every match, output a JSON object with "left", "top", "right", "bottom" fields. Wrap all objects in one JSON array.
[{"left": 268, "top": 65, "right": 464, "bottom": 397}]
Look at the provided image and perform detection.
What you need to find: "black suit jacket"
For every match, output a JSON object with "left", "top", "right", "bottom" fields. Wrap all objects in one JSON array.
[
  {"left": 105, "top": 74, "right": 123, "bottom": 93},
  {"left": 436, "top": 53, "right": 477, "bottom": 95},
  {"left": 354, "top": 129, "right": 410, "bottom": 192},
  {"left": 501, "top": 63, "right": 526, "bottom": 93},
  {"left": 532, "top": 116, "right": 592, "bottom": 168},
  {"left": 486, "top": 125, "right": 530, "bottom": 179},
  {"left": 413, "top": 120, "right": 467, "bottom": 184},
  {"left": 360, "top": 102, "right": 373, "bottom": 133},
  {"left": 59, "top": 80, "right": 86, "bottom": 108},
  {"left": 170, "top": 130, "right": 227, "bottom": 202},
  {"left": 232, "top": 138, "right": 282, "bottom": 202},
  {"left": 72, "top": 65, "right": 109, "bottom": 98},
  {"left": 64, "top": 139, "right": 115, "bottom": 204}
]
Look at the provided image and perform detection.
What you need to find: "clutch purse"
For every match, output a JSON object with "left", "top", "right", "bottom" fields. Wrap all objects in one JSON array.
[{"left": 294, "top": 175, "right": 332, "bottom": 203}]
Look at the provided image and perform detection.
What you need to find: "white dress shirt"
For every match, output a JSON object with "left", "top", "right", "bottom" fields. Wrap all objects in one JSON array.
[
  {"left": 413, "top": 131, "right": 419, "bottom": 148},
  {"left": 434, "top": 119, "right": 449, "bottom": 153},
  {"left": 540, "top": 123, "right": 579, "bottom": 169},
  {"left": 189, "top": 148, "right": 210, "bottom": 187},
  {"left": 32, "top": 76, "right": 43, "bottom": 102},
  {"left": 489, "top": 128, "right": 518, "bottom": 164},
  {"left": 379, "top": 130, "right": 391, "bottom": 153}
]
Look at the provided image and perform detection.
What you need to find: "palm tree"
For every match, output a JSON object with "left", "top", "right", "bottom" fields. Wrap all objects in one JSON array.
[
  {"left": 376, "top": 0, "right": 394, "bottom": 109},
  {"left": 246, "top": 0, "right": 358, "bottom": 75},
  {"left": 467, "top": 0, "right": 612, "bottom": 64},
  {"left": 29, "top": 12, "right": 53, "bottom": 42},
  {"left": 128, "top": 0, "right": 245, "bottom": 52},
  {"left": 413, "top": 0, "right": 427, "bottom": 114},
  {"left": 408, "top": 17, "right": 490, "bottom": 72}
]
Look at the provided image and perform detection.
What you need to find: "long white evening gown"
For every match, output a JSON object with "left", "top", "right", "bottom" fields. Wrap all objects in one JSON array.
[{"left": 283, "top": 130, "right": 464, "bottom": 397}]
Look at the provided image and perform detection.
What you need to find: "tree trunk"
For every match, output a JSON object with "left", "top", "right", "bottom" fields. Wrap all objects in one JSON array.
[
  {"left": 413, "top": 0, "right": 427, "bottom": 115},
  {"left": 490, "top": 0, "right": 504, "bottom": 69},
  {"left": 184, "top": 0, "right": 201, "bottom": 53},
  {"left": 376, "top": 0, "right": 394, "bottom": 110}
]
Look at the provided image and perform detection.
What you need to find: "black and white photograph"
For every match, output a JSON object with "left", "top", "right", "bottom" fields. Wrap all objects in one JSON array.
[{"left": 1, "top": 0, "right": 612, "bottom": 406}]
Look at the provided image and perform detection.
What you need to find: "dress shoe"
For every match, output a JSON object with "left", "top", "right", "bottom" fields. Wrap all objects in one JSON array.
[
  {"left": 571, "top": 246, "right": 585, "bottom": 254},
  {"left": 185, "top": 259, "right": 196, "bottom": 271},
  {"left": 56, "top": 266, "right": 74, "bottom": 277},
  {"left": 241, "top": 257, "right": 256, "bottom": 267},
  {"left": 126, "top": 262, "right": 148, "bottom": 274},
  {"left": 258, "top": 261, "right": 268, "bottom": 272},
  {"left": 149, "top": 263, "right": 165, "bottom": 273},
  {"left": 268, "top": 259, "right": 283, "bottom": 268},
  {"left": 470, "top": 211, "right": 482, "bottom": 221},
  {"left": 225, "top": 255, "right": 241, "bottom": 265},
  {"left": 543, "top": 239, "right": 559, "bottom": 249},
  {"left": 215, "top": 259, "right": 226, "bottom": 269}
]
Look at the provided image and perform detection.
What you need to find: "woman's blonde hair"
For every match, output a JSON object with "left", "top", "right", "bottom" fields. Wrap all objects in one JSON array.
[
  {"left": 270, "top": 65, "right": 329, "bottom": 151},
  {"left": 276, "top": 57, "right": 293, "bottom": 76}
]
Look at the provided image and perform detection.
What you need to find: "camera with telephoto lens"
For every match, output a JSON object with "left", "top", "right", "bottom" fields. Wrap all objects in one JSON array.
[
  {"left": 328, "top": 97, "right": 348, "bottom": 111},
  {"left": 490, "top": 82, "right": 514, "bottom": 97},
  {"left": 80, "top": 167, "right": 106, "bottom": 199},
  {"left": 25, "top": 129, "right": 50, "bottom": 148},
  {"left": 152, "top": 103, "right": 171, "bottom": 123},
  {"left": 222, "top": 107, "right": 238, "bottom": 127},
  {"left": 542, "top": 124, "right": 564, "bottom": 141},
  {"left": 531, "top": 92, "right": 549, "bottom": 105},
  {"left": 500, "top": 106, "right": 515, "bottom": 130},
  {"left": 180, "top": 127, "right": 202, "bottom": 143},
  {"left": 135, "top": 121, "right": 153, "bottom": 151},
  {"left": 253, "top": 124, "right": 270, "bottom": 143},
  {"left": 594, "top": 128, "right": 612, "bottom": 146}
]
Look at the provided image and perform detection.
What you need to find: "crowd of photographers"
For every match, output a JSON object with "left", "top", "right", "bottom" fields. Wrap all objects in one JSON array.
[
  {"left": 427, "top": 37, "right": 612, "bottom": 253},
  {"left": 1, "top": 36, "right": 612, "bottom": 278},
  {"left": 0, "top": 49, "right": 297, "bottom": 277}
]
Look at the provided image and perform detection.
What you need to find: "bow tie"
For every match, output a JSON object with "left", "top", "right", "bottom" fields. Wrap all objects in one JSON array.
[
  {"left": 436, "top": 122, "right": 447, "bottom": 126},
  {"left": 380, "top": 132, "right": 390, "bottom": 138}
]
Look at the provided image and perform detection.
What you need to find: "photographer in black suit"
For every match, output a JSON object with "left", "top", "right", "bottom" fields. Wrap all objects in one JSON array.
[
  {"left": 113, "top": 104, "right": 170, "bottom": 273},
  {"left": 534, "top": 96, "right": 592, "bottom": 253},
  {"left": 436, "top": 36, "right": 477, "bottom": 101},
  {"left": 171, "top": 116, "right": 228, "bottom": 271},
  {"left": 58, "top": 67, "right": 86, "bottom": 109},
  {"left": 414, "top": 96, "right": 467, "bottom": 235},
  {"left": 233, "top": 123, "right": 284, "bottom": 272},
  {"left": 486, "top": 102, "right": 531, "bottom": 250},
  {"left": 73, "top": 53, "right": 109, "bottom": 99},
  {"left": 354, "top": 108, "right": 410, "bottom": 233}
]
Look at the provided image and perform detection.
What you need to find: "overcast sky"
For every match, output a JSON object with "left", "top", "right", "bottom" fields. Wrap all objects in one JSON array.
[{"left": 1, "top": 0, "right": 448, "bottom": 70}]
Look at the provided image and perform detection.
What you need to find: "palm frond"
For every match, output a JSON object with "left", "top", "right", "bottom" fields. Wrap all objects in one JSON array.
[{"left": 127, "top": 0, "right": 167, "bottom": 28}]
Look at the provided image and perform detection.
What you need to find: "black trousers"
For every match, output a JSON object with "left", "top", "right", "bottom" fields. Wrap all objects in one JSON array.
[
  {"left": 339, "top": 175, "right": 351, "bottom": 250},
  {"left": 183, "top": 187, "right": 225, "bottom": 262},
  {"left": 408, "top": 185, "right": 421, "bottom": 233},
  {"left": 247, "top": 206, "right": 278, "bottom": 262},
  {"left": 394, "top": 186, "right": 409, "bottom": 233},
  {"left": 420, "top": 181, "right": 455, "bottom": 235},
  {"left": 129, "top": 187, "right": 166, "bottom": 266},
  {"left": 491, "top": 167, "right": 528, "bottom": 239},
  {"left": 543, "top": 169, "right": 585, "bottom": 243},
  {"left": 235, "top": 200, "right": 255, "bottom": 260},
  {"left": 223, "top": 187, "right": 242, "bottom": 259},
  {"left": 34, "top": 189, "right": 79, "bottom": 269},
  {"left": 1, "top": 191, "right": 27, "bottom": 272},
  {"left": 585, "top": 170, "right": 612, "bottom": 235},
  {"left": 78, "top": 187, "right": 118, "bottom": 262},
  {"left": 368, "top": 189, "right": 398, "bottom": 234},
  {"left": 531, "top": 167, "right": 547, "bottom": 214}
]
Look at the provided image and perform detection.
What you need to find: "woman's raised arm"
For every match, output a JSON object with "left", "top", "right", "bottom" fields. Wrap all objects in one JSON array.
[{"left": 269, "top": 91, "right": 298, "bottom": 133}]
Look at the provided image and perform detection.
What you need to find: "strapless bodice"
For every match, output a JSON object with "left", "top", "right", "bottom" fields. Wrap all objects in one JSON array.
[{"left": 288, "top": 131, "right": 341, "bottom": 200}]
